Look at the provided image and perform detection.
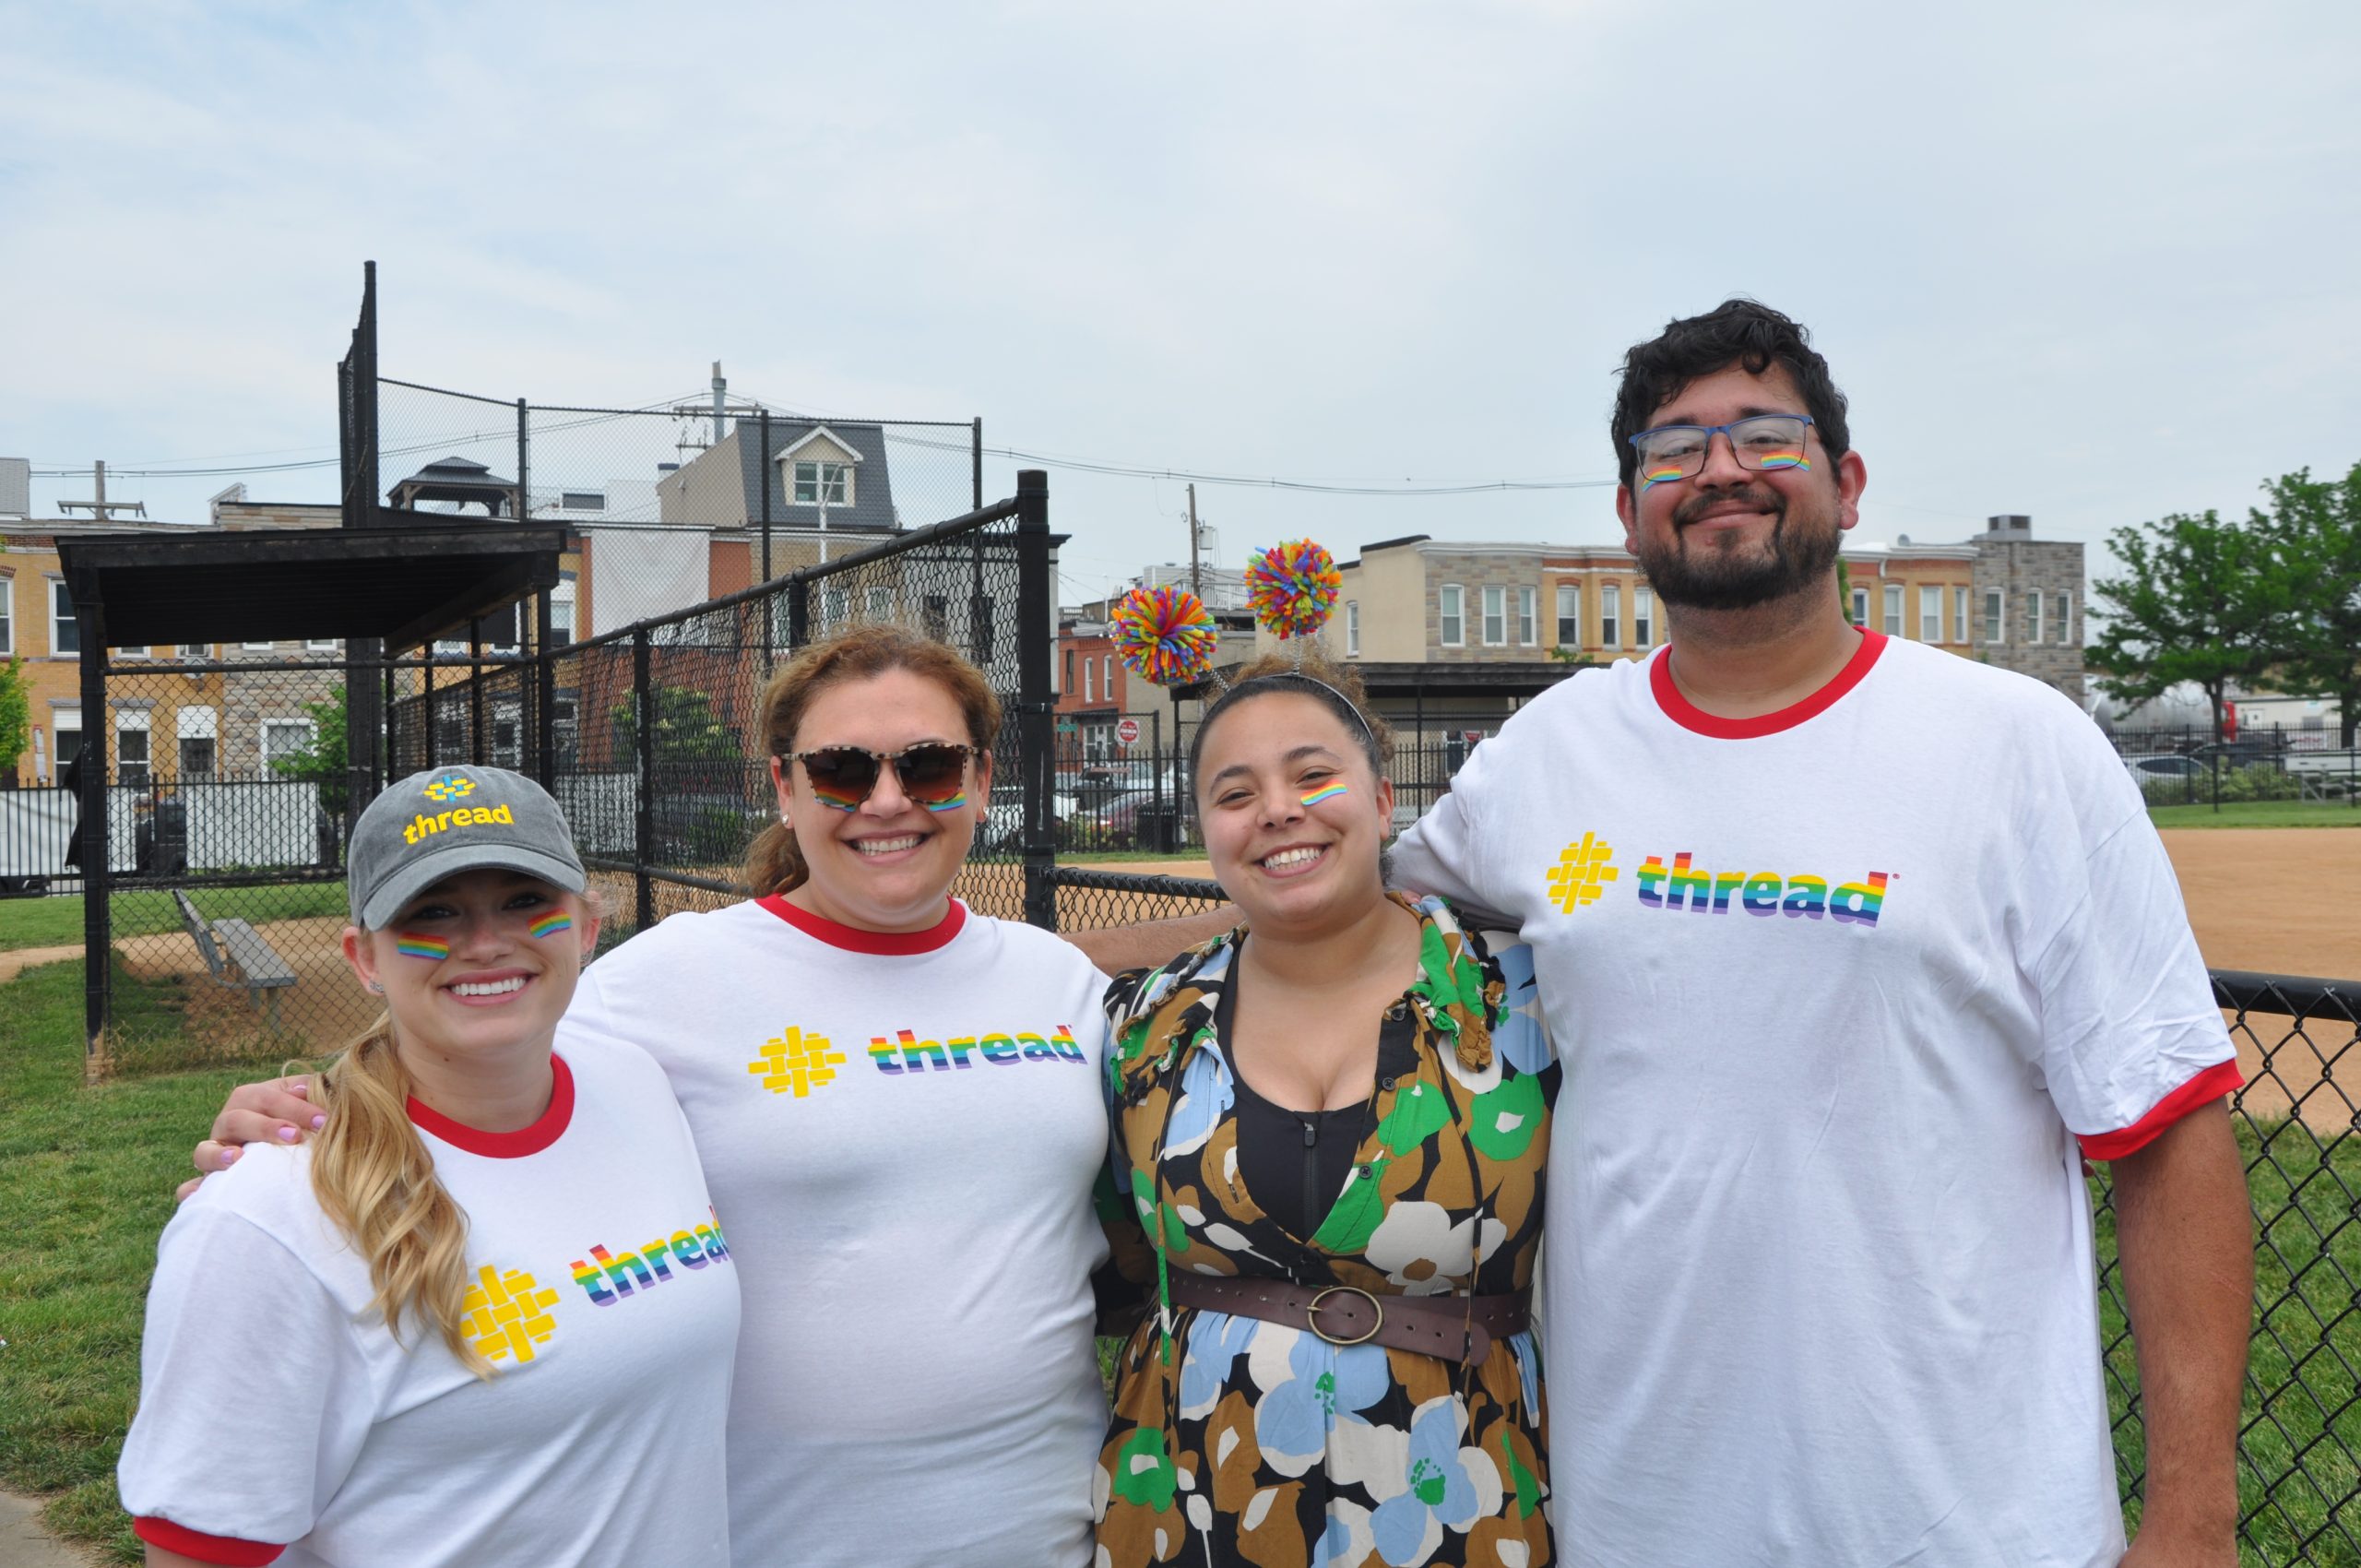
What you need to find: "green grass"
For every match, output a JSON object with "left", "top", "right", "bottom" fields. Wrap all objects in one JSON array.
[
  {"left": 0, "top": 883, "right": 350, "bottom": 952},
  {"left": 0, "top": 958, "right": 276, "bottom": 1564},
  {"left": 2151, "top": 802, "right": 2361, "bottom": 829},
  {"left": 2096, "top": 1125, "right": 2361, "bottom": 1566},
  {"left": 3, "top": 954, "right": 2353, "bottom": 1564}
]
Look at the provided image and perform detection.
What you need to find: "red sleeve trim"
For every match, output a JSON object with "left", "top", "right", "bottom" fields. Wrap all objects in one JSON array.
[
  {"left": 134, "top": 1516, "right": 286, "bottom": 1565},
  {"left": 2078, "top": 1059, "right": 2245, "bottom": 1160},
  {"left": 408, "top": 1052, "right": 574, "bottom": 1158},
  {"left": 1651, "top": 626, "right": 1886, "bottom": 739}
]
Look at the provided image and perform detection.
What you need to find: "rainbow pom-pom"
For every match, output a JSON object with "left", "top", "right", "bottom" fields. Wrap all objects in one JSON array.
[
  {"left": 1246, "top": 540, "right": 1343, "bottom": 639},
  {"left": 1111, "top": 586, "right": 1219, "bottom": 687}
]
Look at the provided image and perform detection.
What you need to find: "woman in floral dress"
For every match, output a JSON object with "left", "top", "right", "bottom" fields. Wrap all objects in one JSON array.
[{"left": 1097, "top": 653, "right": 1559, "bottom": 1568}]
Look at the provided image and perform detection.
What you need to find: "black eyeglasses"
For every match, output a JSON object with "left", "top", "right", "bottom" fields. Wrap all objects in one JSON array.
[
  {"left": 784, "top": 744, "right": 979, "bottom": 812},
  {"left": 1629, "top": 414, "right": 1816, "bottom": 489}
]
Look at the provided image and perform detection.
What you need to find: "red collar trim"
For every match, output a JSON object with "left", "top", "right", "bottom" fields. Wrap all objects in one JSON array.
[
  {"left": 758, "top": 894, "right": 967, "bottom": 955},
  {"left": 408, "top": 1054, "right": 574, "bottom": 1158},
  {"left": 1650, "top": 627, "right": 1887, "bottom": 739}
]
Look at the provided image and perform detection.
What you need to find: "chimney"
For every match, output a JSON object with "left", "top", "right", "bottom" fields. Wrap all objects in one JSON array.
[{"left": 1987, "top": 514, "right": 2033, "bottom": 536}]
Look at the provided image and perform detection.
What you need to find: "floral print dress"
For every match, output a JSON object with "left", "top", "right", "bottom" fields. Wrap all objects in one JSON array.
[{"left": 1096, "top": 896, "right": 1560, "bottom": 1568}]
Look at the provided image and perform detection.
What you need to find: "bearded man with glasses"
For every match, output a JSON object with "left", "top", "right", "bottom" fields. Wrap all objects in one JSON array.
[{"left": 1083, "top": 299, "right": 2252, "bottom": 1568}]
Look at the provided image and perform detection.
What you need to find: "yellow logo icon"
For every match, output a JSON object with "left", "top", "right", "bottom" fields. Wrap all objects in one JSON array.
[
  {"left": 462, "top": 1263, "right": 561, "bottom": 1364},
  {"left": 749, "top": 1025, "right": 848, "bottom": 1098},
  {"left": 1546, "top": 832, "right": 1619, "bottom": 913},
  {"left": 422, "top": 774, "right": 476, "bottom": 802}
]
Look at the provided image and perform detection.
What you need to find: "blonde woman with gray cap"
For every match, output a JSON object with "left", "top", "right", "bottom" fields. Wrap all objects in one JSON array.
[{"left": 119, "top": 766, "right": 740, "bottom": 1568}]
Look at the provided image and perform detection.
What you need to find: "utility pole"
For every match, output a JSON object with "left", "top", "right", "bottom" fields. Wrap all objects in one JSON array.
[
  {"left": 1186, "top": 482, "right": 1201, "bottom": 600},
  {"left": 57, "top": 460, "right": 148, "bottom": 522}
]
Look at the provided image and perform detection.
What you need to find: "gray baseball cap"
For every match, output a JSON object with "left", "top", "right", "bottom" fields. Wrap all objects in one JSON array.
[{"left": 348, "top": 766, "right": 587, "bottom": 929}]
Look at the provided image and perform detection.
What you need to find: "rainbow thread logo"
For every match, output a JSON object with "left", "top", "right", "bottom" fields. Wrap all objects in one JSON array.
[
  {"left": 461, "top": 1263, "right": 561, "bottom": 1364},
  {"left": 395, "top": 933, "right": 450, "bottom": 960},
  {"left": 421, "top": 774, "right": 476, "bottom": 803},
  {"left": 528, "top": 912, "right": 572, "bottom": 939},
  {"left": 748, "top": 1025, "right": 848, "bottom": 1098},
  {"left": 1637, "top": 853, "right": 1890, "bottom": 925},
  {"left": 1546, "top": 832, "right": 1620, "bottom": 913}
]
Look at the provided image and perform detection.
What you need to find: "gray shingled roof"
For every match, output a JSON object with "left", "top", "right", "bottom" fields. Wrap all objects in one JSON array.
[{"left": 739, "top": 419, "right": 896, "bottom": 533}]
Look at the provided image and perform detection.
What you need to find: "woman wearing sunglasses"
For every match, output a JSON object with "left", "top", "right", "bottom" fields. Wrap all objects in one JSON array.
[{"left": 196, "top": 627, "right": 1118, "bottom": 1568}]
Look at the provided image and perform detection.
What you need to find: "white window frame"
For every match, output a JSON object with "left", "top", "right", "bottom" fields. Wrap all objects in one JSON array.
[
  {"left": 1346, "top": 600, "right": 1360, "bottom": 657},
  {"left": 305, "top": 636, "right": 341, "bottom": 653},
  {"left": 550, "top": 580, "right": 577, "bottom": 648},
  {"left": 1083, "top": 659, "right": 1094, "bottom": 704},
  {"left": 1953, "top": 587, "right": 1969, "bottom": 646},
  {"left": 1481, "top": 586, "right": 1506, "bottom": 647},
  {"left": 49, "top": 578, "right": 77, "bottom": 656},
  {"left": 177, "top": 643, "right": 210, "bottom": 659},
  {"left": 1633, "top": 587, "right": 1655, "bottom": 648},
  {"left": 792, "top": 460, "right": 852, "bottom": 507},
  {"left": 1851, "top": 587, "right": 1869, "bottom": 627},
  {"left": 1881, "top": 584, "right": 1903, "bottom": 636},
  {"left": 1919, "top": 585, "right": 1942, "bottom": 643},
  {"left": 1984, "top": 588, "right": 2005, "bottom": 645},
  {"left": 1101, "top": 654, "right": 1111, "bottom": 699},
  {"left": 1601, "top": 583, "right": 1622, "bottom": 649},
  {"left": 1555, "top": 584, "right": 1579, "bottom": 648},
  {"left": 2026, "top": 589, "right": 2045, "bottom": 645},
  {"left": 1518, "top": 587, "right": 1536, "bottom": 647},
  {"left": 821, "top": 587, "right": 849, "bottom": 635},
  {"left": 260, "top": 719, "right": 316, "bottom": 769},
  {"left": 0, "top": 571, "right": 12, "bottom": 655},
  {"left": 865, "top": 587, "right": 895, "bottom": 624},
  {"left": 2052, "top": 589, "right": 2072, "bottom": 645},
  {"left": 52, "top": 707, "right": 81, "bottom": 782},
  {"left": 1439, "top": 584, "right": 1465, "bottom": 648},
  {"left": 115, "top": 709, "right": 151, "bottom": 785}
]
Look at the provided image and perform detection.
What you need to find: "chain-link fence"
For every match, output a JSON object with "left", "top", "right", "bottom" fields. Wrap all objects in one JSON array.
[
  {"left": 383, "top": 479, "right": 1050, "bottom": 949},
  {"left": 64, "top": 657, "right": 374, "bottom": 1069}
]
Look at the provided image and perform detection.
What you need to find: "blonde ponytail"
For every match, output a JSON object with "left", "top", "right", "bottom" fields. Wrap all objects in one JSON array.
[{"left": 309, "top": 1016, "right": 493, "bottom": 1377}]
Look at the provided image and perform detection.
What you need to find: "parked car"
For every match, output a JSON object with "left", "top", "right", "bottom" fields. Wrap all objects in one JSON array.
[
  {"left": 980, "top": 790, "right": 1080, "bottom": 851},
  {"left": 2121, "top": 754, "right": 2201, "bottom": 782}
]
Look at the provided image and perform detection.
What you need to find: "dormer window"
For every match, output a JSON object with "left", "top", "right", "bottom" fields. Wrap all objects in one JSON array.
[{"left": 793, "top": 461, "right": 852, "bottom": 506}]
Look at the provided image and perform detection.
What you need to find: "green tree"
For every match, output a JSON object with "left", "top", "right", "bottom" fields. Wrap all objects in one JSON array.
[
  {"left": 2249, "top": 461, "right": 2361, "bottom": 748},
  {"left": 609, "top": 684, "right": 738, "bottom": 762},
  {"left": 1837, "top": 558, "right": 1855, "bottom": 624},
  {"left": 2087, "top": 509, "right": 2289, "bottom": 743},
  {"left": 0, "top": 657, "right": 29, "bottom": 783},
  {"left": 269, "top": 685, "right": 352, "bottom": 814}
]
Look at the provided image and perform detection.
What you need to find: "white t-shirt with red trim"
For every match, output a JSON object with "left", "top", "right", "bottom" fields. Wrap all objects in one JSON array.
[
  {"left": 118, "top": 1036, "right": 740, "bottom": 1568},
  {"left": 1394, "top": 629, "right": 2237, "bottom": 1568},
  {"left": 562, "top": 896, "right": 1113, "bottom": 1568}
]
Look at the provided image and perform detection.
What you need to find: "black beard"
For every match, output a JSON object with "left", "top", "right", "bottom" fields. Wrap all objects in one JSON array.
[{"left": 1634, "top": 484, "right": 1842, "bottom": 612}]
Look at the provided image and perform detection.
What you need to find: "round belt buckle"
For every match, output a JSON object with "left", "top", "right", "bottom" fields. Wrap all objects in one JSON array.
[{"left": 1306, "top": 1285, "right": 1383, "bottom": 1347}]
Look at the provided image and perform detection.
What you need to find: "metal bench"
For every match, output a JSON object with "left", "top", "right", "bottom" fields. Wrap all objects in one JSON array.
[{"left": 172, "top": 889, "right": 298, "bottom": 1029}]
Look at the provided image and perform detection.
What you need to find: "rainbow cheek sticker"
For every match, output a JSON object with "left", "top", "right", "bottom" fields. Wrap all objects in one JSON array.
[
  {"left": 528, "top": 912, "right": 573, "bottom": 939},
  {"left": 1757, "top": 452, "right": 1811, "bottom": 471},
  {"left": 1642, "top": 466, "right": 1687, "bottom": 492},
  {"left": 1299, "top": 784, "right": 1349, "bottom": 807},
  {"left": 812, "top": 789, "right": 864, "bottom": 813},
  {"left": 395, "top": 934, "right": 450, "bottom": 960},
  {"left": 923, "top": 793, "right": 967, "bottom": 813}
]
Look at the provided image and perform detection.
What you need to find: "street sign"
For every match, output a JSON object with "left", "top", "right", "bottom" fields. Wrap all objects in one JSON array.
[{"left": 1115, "top": 718, "right": 1142, "bottom": 747}]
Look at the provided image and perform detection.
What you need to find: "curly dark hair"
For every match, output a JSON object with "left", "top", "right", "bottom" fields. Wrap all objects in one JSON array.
[{"left": 1608, "top": 299, "right": 1851, "bottom": 488}]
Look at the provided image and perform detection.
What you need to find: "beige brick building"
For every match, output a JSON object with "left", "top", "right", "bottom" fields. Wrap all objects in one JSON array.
[{"left": 1276, "top": 517, "right": 2084, "bottom": 702}]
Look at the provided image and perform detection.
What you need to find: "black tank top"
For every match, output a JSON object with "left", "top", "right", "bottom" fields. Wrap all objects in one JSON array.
[{"left": 1216, "top": 954, "right": 1372, "bottom": 1241}]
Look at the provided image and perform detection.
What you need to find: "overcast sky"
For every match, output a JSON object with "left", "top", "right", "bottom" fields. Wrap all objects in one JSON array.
[{"left": 6, "top": 0, "right": 2357, "bottom": 602}]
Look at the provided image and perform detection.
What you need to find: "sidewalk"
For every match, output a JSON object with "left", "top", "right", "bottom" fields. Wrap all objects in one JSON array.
[{"left": 0, "top": 1493, "right": 92, "bottom": 1568}]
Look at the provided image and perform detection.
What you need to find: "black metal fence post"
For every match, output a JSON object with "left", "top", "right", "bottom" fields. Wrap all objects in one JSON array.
[
  {"left": 1014, "top": 469, "right": 1056, "bottom": 931},
  {"left": 77, "top": 624, "right": 109, "bottom": 1068},
  {"left": 633, "top": 626, "right": 655, "bottom": 932}
]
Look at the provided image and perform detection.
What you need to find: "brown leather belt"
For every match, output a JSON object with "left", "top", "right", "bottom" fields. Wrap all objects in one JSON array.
[{"left": 1168, "top": 1273, "right": 1531, "bottom": 1366}]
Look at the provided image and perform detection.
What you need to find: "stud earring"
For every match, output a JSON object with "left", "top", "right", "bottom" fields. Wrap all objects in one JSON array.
[{"left": 366, "top": 980, "right": 384, "bottom": 993}]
